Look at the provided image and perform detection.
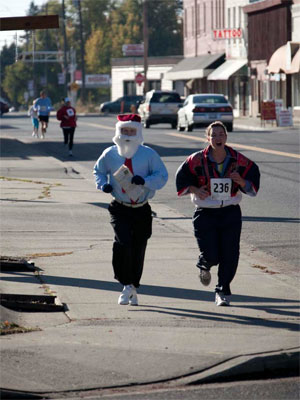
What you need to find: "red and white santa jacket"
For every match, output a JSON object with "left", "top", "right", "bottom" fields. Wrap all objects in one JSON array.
[{"left": 175, "top": 145, "right": 260, "bottom": 208}]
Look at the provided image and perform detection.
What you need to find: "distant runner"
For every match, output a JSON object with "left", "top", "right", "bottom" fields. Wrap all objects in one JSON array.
[{"left": 34, "top": 90, "right": 52, "bottom": 138}]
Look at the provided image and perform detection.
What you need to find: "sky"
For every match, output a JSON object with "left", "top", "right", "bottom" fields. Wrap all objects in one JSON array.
[{"left": 0, "top": 0, "right": 48, "bottom": 49}]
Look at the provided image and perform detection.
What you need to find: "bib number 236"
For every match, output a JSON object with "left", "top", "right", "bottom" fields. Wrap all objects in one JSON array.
[{"left": 210, "top": 178, "right": 232, "bottom": 200}]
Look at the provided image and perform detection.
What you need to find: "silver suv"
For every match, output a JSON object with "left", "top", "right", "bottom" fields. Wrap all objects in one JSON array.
[{"left": 138, "top": 90, "right": 182, "bottom": 129}]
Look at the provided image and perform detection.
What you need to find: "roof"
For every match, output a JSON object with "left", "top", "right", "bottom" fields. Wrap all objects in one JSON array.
[{"left": 111, "top": 56, "right": 183, "bottom": 67}]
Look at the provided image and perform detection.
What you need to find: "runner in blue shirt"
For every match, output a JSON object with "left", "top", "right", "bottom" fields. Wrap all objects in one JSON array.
[{"left": 34, "top": 90, "right": 52, "bottom": 138}]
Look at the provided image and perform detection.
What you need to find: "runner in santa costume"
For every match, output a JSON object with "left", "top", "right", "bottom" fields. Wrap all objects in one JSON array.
[
  {"left": 93, "top": 114, "right": 168, "bottom": 305},
  {"left": 176, "top": 121, "right": 260, "bottom": 306}
]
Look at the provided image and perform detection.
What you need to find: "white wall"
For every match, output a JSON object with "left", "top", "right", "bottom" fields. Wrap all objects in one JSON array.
[
  {"left": 111, "top": 65, "right": 175, "bottom": 100},
  {"left": 292, "top": 3, "right": 300, "bottom": 42},
  {"left": 225, "top": 0, "right": 248, "bottom": 59}
]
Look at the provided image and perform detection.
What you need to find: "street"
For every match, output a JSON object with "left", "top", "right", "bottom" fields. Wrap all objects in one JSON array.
[
  {"left": 0, "top": 113, "right": 299, "bottom": 400},
  {"left": 1, "top": 113, "right": 299, "bottom": 275}
]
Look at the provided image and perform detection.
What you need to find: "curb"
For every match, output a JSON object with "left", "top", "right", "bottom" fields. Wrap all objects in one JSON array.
[
  {"left": 1, "top": 349, "right": 298, "bottom": 399},
  {"left": 170, "top": 348, "right": 300, "bottom": 386}
]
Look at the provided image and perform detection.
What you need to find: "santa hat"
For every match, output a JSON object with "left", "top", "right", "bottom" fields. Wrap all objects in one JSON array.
[{"left": 115, "top": 114, "right": 143, "bottom": 138}]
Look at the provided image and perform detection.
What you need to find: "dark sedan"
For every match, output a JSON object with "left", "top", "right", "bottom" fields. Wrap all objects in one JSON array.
[
  {"left": 100, "top": 95, "right": 144, "bottom": 114},
  {"left": 0, "top": 98, "right": 10, "bottom": 116}
]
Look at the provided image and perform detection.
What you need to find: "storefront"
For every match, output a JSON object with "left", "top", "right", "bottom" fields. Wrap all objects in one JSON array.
[{"left": 111, "top": 56, "right": 183, "bottom": 101}]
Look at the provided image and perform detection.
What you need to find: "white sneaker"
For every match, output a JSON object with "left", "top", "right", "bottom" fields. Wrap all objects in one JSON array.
[
  {"left": 129, "top": 287, "right": 138, "bottom": 306},
  {"left": 215, "top": 292, "right": 230, "bottom": 306},
  {"left": 118, "top": 285, "right": 133, "bottom": 305}
]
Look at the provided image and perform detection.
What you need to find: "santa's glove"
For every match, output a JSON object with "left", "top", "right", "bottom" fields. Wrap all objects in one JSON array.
[
  {"left": 131, "top": 175, "right": 145, "bottom": 185},
  {"left": 102, "top": 183, "right": 113, "bottom": 193}
]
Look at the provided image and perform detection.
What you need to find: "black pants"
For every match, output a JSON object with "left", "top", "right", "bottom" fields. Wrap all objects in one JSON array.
[
  {"left": 193, "top": 205, "right": 242, "bottom": 295},
  {"left": 62, "top": 127, "right": 75, "bottom": 150},
  {"left": 108, "top": 200, "right": 152, "bottom": 288}
]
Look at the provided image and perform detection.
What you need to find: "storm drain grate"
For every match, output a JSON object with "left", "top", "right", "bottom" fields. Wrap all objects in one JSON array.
[
  {"left": 0, "top": 256, "right": 37, "bottom": 272},
  {"left": 0, "top": 293, "right": 65, "bottom": 312}
]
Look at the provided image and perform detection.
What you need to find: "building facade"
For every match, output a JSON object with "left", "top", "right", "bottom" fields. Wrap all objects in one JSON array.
[
  {"left": 110, "top": 56, "right": 183, "bottom": 101},
  {"left": 244, "top": 0, "right": 300, "bottom": 117},
  {"left": 166, "top": 0, "right": 250, "bottom": 116}
]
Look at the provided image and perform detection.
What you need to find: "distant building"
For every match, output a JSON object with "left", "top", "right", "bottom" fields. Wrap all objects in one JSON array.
[
  {"left": 111, "top": 56, "right": 183, "bottom": 101},
  {"left": 166, "top": 0, "right": 249, "bottom": 116},
  {"left": 244, "top": 0, "right": 300, "bottom": 117}
]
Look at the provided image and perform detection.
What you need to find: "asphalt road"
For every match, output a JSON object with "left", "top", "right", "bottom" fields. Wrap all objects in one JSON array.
[
  {"left": 1, "top": 113, "right": 299, "bottom": 276},
  {"left": 69, "top": 376, "right": 299, "bottom": 400}
]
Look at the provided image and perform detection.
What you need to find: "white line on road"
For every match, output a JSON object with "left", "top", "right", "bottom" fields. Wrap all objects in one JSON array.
[
  {"left": 166, "top": 132, "right": 300, "bottom": 159},
  {"left": 61, "top": 118, "right": 299, "bottom": 159}
]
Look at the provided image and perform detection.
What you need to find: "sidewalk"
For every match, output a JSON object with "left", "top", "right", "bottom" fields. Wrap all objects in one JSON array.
[
  {"left": 0, "top": 133, "right": 299, "bottom": 398},
  {"left": 234, "top": 115, "right": 300, "bottom": 131}
]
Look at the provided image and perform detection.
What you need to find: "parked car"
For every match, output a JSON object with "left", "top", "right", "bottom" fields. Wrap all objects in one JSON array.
[
  {"left": 99, "top": 95, "right": 144, "bottom": 114},
  {"left": 177, "top": 94, "right": 233, "bottom": 132},
  {"left": 0, "top": 98, "right": 10, "bottom": 116},
  {"left": 138, "top": 90, "right": 182, "bottom": 128}
]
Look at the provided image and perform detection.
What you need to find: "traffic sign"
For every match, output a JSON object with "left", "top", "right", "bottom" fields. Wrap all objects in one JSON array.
[{"left": 135, "top": 73, "right": 145, "bottom": 86}]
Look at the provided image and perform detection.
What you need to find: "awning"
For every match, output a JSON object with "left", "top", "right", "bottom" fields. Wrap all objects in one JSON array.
[
  {"left": 290, "top": 48, "right": 300, "bottom": 73},
  {"left": 267, "top": 42, "right": 300, "bottom": 74},
  {"left": 165, "top": 53, "right": 225, "bottom": 81},
  {"left": 207, "top": 59, "right": 247, "bottom": 80}
]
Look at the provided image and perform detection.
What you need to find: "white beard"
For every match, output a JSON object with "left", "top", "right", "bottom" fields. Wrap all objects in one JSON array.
[{"left": 113, "top": 136, "right": 142, "bottom": 158}]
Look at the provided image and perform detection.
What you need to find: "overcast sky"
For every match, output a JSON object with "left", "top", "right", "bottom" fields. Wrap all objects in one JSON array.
[{"left": 0, "top": 0, "right": 47, "bottom": 49}]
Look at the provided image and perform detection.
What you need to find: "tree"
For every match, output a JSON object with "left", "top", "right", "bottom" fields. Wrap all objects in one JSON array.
[
  {"left": 147, "top": 0, "right": 183, "bottom": 56},
  {"left": 109, "top": 0, "right": 143, "bottom": 57},
  {"left": 2, "top": 62, "right": 33, "bottom": 108},
  {"left": 0, "top": 44, "right": 18, "bottom": 100},
  {"left": 85, "top": 28, "right": 112, "bottom": 73}
]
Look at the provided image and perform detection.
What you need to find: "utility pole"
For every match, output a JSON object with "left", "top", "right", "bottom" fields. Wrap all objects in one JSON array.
[
  {"left": 76, "top": 0, "right": 86, "bottom": 103},
  {"left": 62, "top": 0, "right": 68, "bottom": 95},
  {"left": 143, "top": 0, "right": 149, "bottom": 94},
  {"left": 44, "top": 3, "right": 49, "bottom": 87}
]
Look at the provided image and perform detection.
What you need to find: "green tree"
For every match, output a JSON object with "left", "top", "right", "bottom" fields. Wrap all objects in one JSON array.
[
  {"left": 85, "top": 28, "right": 112, "bottom": 73},
  {"left": 109, "top": 0, "right": 143, "bottom": 57},
  {"left": 2, "top": 62, "right": 33, "bottom": 108},
  {"left": 0, "top": 43, "right": 18, "bottom": 100},
  {"left": 147, "top": 0, "right": 183, "bottom": 56}
]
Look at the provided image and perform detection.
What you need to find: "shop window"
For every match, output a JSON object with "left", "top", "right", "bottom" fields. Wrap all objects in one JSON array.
[
  {"left": 124, "top": 81, "right": 136, "bottom": 96},
  {"left": 148, "top": 80, "right": 161, "bottom": 90}
]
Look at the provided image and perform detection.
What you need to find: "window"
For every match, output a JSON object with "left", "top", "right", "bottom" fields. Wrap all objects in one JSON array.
[
  {"left": 193, "top": 95, "right": 228, "bottom": 104},
  {"left": 184, "top": 8, "right": 187, "bottom": 37},
  {"left": 123, "top": 81, "right": 136, "bottom": 96},
  {"left": 233, "top": 7, "right": 236, "bottom": 28},
  {"left": 148, "top": 80, "right": 161, "bottom": 90},
  {"left": 196, "top": 2, "right": 201, "bottom": 34},
  {"left": 150, "top": 92, "right": 181, "bottom": 103},
  {"left": 192, "top": 6, "right": 195, "bottom": 36},
  {"left": 228, "top": 8, "right": 231, "bottom": 28},
  {"left": 238, "top": 6, "right": 242, "bottom": 28},
  {"left": 211, "top": 0, "right": 214, "bottom": 29}
]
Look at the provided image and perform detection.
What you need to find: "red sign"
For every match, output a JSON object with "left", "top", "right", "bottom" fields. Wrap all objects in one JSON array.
[
  {"left": 74, "top": 70, "right": 82, "bottom": 80},
  {"left": 261, "top": 101, "right": 276, "bottom": 121},
  {"left": 135, "top": 73, "right": 145, "bottom": 86},
  {"left": 213, "top": 28, "right": 243, "bottom": 40}
]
